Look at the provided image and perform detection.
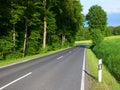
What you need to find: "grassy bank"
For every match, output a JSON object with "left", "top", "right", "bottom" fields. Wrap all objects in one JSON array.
[
  {"left": 93, "top": 37, "right": 120, "bottom": 81},
  {"left": 0, "top": 48, "right": 69, "bottom": 67},
  {"left": 87, "top": 49, "right": 120, "bottom": 90}
]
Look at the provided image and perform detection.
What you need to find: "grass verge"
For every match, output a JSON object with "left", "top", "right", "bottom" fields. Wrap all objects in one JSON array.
[
  {"left": 86, "top": 49, "right": 120, "bottom": 90},
  {"left": 0, "top": 48, "right": 69, "bottom": 67}
]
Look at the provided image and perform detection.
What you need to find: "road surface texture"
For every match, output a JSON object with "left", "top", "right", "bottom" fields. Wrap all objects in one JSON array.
[{"left": 0, "top": 46, "right": 88, "bottom": 90}]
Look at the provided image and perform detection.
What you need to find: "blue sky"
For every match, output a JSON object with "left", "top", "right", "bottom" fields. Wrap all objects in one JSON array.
[{"left": 80, "top": 0, "right": 120, "bottom": 26}]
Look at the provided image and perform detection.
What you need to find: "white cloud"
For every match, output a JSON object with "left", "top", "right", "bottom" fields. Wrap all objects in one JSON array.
[
  {"left": 104, "top": 7, "right": 120, "bottom": 14},
  {"left": 81, "top": 0, "right": 120, "bottom": 14}
]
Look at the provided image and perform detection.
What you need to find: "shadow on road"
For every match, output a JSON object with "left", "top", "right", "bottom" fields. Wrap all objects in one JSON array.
[
  {"left": 84, "top": 70, "right": 97, "bottom": 81},
  {"left": 75, "top": 44, "right": 90, "bottom": 48}
]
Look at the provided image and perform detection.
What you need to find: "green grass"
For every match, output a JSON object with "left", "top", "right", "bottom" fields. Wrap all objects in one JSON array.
[
  {"left": 93, "top": 37, "right": 120, "bottom": 81},
  {"left": 0, "top": 48, "right": 69, "bottom": 67},
  {"left": 87, "top": 49, "right": 120, "bottom": 90},
  {"left": 75, "top": 35, "right": 120, "bottom": 45},
  {"left": 105, "top": 35, "right": 120, "bottom": 40},
  {"left": 75, "top": 40, "right": 92, "bottom": 45}
]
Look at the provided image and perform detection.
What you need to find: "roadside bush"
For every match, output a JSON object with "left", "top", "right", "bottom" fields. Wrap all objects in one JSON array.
[
  {"left": 0, "top": 38, "right": 13, "bottom": 60},
  {"left": 91, "top": 29, "right": 104, "bottom": 46},
  {"left": 93, "top": 38, "right": 120, "bottom": 82},
  {"left": 6, "top": 51, "right": 22, "bottom": 59}
]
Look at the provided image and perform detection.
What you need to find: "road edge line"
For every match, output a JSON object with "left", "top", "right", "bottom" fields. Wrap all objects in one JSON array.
[{"left": 80, "top": 48, "right": 86, "bottom": 90}]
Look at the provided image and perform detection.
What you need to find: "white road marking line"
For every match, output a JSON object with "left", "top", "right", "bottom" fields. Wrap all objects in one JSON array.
[
  {"left": 80, "top": 49, "right": 86, "bottom": 90},
  {"left": 0, "top": 72, "right": 32, "bottom": 90},
  {"left": 57, "top": 56, "right": 63, "bottom": 60}
]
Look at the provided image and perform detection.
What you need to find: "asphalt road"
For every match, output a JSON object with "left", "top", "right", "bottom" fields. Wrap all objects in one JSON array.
[{"left": 0, "top": 46, "right": 87, "bottom": 90}]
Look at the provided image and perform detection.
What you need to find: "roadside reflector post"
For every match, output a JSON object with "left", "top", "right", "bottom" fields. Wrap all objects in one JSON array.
[{"left": 98, "top": 59, "right": 102, "bottom": 82}]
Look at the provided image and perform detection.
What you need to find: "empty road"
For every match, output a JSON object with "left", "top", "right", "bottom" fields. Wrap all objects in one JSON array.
[{"left": 0, "top": 46, "right": 87, "bottom": 90}]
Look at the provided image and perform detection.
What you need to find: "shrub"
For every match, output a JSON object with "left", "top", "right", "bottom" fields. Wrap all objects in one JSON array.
[
  {"left": 6, "top": 52, "right": 22, "bottom": 59},
  {"left": 91, "top": 29, "right": 104, "bottom": 45}
]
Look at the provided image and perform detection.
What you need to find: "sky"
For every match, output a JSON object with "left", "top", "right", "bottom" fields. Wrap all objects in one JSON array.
[{"left": 80, "top": 0, "right": 120, "bottom": 26}]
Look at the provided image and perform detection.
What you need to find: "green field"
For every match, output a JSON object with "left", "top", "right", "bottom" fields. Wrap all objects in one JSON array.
[
  {"left": 87, "top": 49, "right": 120, "bottom": 90},
  {"left": 105, "top": 35, "right": 120, "bottom": 40}
]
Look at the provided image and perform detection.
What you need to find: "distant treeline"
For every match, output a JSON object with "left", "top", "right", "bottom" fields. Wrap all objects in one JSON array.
[{"left": 75, "top": 26, "right": 120, "bottom": 41}]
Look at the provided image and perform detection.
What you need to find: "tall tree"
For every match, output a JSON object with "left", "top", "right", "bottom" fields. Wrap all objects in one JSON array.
[
  {"left": 86, "top": 5, "right": 107, "bottom": 45},
  {"left": 54, "top": 0, "right": 83, "bottom": 47},
  {"left": 10, "top": 1, "right": 25, "bottom": 51},
  {"left": 86, "top": 5, "right": 107, "bottom": 31},
  {"left": 22, "top": 0, "right": 34, "bottom": 57}
]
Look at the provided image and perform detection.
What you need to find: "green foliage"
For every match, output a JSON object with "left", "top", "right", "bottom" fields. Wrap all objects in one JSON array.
[
  {"left": 113, "top": 26, "right": 120, "bottom": 35},
  {"left": 105, "top": 27, "right": 113, "bottom": 36},
  {"left": 75, "top": 27, "right": 91, "bottom": 41},
  {"left": 86, "top": 5, "right": 107, "bottom": 45},
  {"left": 10, "top": 2, "right": 25, "bottom": 25},
  {"left": 93, "top": 38, "right": 120, "bottom": 82},
  {"left": 0, "top": 0, "right": 83, "bottom": 60},
  {"left": 91, "top": 29, "right": 104, "bottom": 45},
  {"left": 0, "top": 37, "right": 13, "bottom": 59},
  {"left": 54, "top": 0, "right": 83, "bottom": 46},
  {"left": 86, "top": 5, "right": 107, "bottom": 31},
  {"left": 6, "top": 52, "right": 22, "bottom": 59},
  {"left": 27, "top": 30, "right": 41, "bottom": 55}
]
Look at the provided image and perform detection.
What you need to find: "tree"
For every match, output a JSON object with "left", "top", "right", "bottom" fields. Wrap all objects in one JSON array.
[
  {"left": 10, "top": 1, "right": 25, "bottom": 51},
  {"left": 0, "top": 0, "right": 84, "bottom": 60},
  {"left": 43, "top": 0, "right": 47, "bottom": 48},
  {"left": 86, "top": 5, "right": 107, "bottom": 31},
  {"left": 86, "top": 5, "right": 107, "bottom": 45},
  {"left": 54, "top": 0, "right": 83, "bottom": 47}
]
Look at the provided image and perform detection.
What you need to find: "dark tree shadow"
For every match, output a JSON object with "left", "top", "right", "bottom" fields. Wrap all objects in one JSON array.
[{"left": 76, "top": 44, "right": 91, "bottom": 48}]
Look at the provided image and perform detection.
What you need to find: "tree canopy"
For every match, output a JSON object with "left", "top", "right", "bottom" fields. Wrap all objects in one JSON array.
[
  {"left": 86, "top": 5, "right": 107, "bottom": 45},
  {"left": 0, "top": 0, "right": 83, "bottom": 59},
  {"left": 86, "top": 5, "right": 107, "bottom": 31}
]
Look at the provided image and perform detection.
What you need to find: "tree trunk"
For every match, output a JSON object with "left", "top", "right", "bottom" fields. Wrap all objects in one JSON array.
[
  {"left": 43, "top": 0, "right": 47, "bottom": 48},
  {"left": 23, "top": 19, "right": 28, "bottom": 57},
  {"left": 62, "top": 34, "right": 65, "bottom": 48},
  {"left": 43, "top": 16, "right": 47, "bottom": 48},
  {"left": 13, "top": 24, "right": 16, "bottom": 51}
]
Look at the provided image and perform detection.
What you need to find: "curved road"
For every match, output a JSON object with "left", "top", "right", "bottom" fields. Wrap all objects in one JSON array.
[{"left": 0, "top": 46, "right": 87, "bottom": 90}]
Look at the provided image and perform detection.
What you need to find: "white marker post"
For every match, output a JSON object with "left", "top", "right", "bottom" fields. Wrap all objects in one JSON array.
[{"left": 98, "top": 59, "right": 102, "bottom": 82}]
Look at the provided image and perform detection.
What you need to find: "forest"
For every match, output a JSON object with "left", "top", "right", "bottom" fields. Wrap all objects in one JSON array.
[{"left": 0, "top": 0, "right": 83, "bottom": 60}]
